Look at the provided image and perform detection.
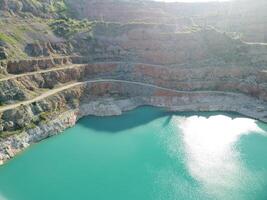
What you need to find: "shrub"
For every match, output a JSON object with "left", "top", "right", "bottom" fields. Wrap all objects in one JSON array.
[
  {"left": 39, "top": 112, "right": 50, "bottom": 122},
  {"left": 49, "top": 18, "right": 93, "bottom": 39}
]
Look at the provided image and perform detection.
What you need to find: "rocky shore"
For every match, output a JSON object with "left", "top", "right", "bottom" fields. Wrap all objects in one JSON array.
[
  {"left": 1, "top": 80, "right": 267, "bottom": 165},
  {"left": 0, "top": 0, "right": 267, "bottom": 166}
]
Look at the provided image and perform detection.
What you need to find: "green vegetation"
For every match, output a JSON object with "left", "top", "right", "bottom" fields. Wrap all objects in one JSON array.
[
  {"left": 0, "top": 33, "right": 17, "bottom": 45},
  {"left": 0, "top": 129, "right": 22, "bottom": 138},
  {"left": 49, "top": 18, "right": 93, "bottom": 39},
  {"left": 0, "top": 32, "right": 28, "bottom": 59},
  {"left": 39, "top": 111, "right": 51, "bottom": 122},
  {"left": 24, "top": 0, "right": 42, "bottom": 7},
  {"left": 92, "top": 22, "right": 175, "bottom": 37},
  {"left": 20, "top": 0, "right": 68, "bottom": 16},
  {"left": 49, "top": 20, "right": 163, "bottom": 39},
  {"left": 93, "top": 22, "right": 141, "bottom": 37},
  {"left": 25, "top": 122, "right": 37, "bottom": 130},
  {"left": 0, "top": 16, "right": 53, "bottom": 60},
  {"left": 48, "top": 0, "right": 67, "bottom": 14}
]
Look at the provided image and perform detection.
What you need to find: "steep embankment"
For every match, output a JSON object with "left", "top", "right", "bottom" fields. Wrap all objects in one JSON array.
[
  {"left": 1, "top": 30, "right": 267, "bottom": 164},
  {"left": 0, "top": 60, "right": 267, "bottom": 133},
  {"left": 1, "top": 60, "right": 267, "bottom": 106},
  {"left": 66, "top": 0, "right": 267, "bottom": 43},
  {"left": 1, "top": 78, "right": 267, "bottom": 164},
  {"left": 0, "top": 0, "right": 267, "bottom": 164}
]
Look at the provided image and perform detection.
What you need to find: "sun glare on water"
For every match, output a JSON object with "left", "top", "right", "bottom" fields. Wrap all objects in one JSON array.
[
  {"left": 0, "top": 193, "right": 7, "bottom": 200},
  {"left": 174, "top": 115, "right": 266, "bottom": 198}
]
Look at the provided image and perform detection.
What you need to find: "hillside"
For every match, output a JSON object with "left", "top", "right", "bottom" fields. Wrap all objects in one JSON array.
[{"left": 0, "top": 0, "right": 267, "bottom": 164}]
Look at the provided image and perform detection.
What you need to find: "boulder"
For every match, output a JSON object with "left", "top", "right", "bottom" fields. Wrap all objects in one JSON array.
[{"left": 4, "top": 121, "right": 14, "bottom": 131}]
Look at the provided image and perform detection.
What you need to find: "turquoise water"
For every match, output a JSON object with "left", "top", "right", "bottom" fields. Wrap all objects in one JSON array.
[{"left": 0, "top": 107, "right": 267, "bottom": 200}]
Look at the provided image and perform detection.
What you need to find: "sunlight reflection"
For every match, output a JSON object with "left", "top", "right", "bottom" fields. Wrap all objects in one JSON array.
[
  {"left": 177, "top": 115, "right": 266, "bottom": 198},
  {"left": 0, "top": 193, "right": 8, "bottom": 200}
]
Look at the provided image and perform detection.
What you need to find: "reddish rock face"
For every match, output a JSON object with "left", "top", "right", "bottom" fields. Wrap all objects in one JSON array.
[
  {"left": 3, "top": 60, "right": 266, "bottom": 107},
  {"left": 154, "top": 90, "right": 180, "bottom": 97},
  {"left": 86, "top": 24, "right": 267, "bottom": 67},
  {"left": 24, "top": 42, "right": 73, "bottom": 57},
  {"left": 84, "top": 63, "right": 118, "bottom": 75},
  {"left": 65, "top": 0, "right": 192, "bottom": 25},
  {"left": 66, "top": 0, "right": 267, "bottom": 43},
  {"left": 6, "top": 56, "right": 84, "bottom": 74}
]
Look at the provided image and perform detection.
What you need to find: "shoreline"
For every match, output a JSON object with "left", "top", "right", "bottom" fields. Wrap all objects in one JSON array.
[{"left": 1, "top": 93, "right": 267, "bottom": 165}]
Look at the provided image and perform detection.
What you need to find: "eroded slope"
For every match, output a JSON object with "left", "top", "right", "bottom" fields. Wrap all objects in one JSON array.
[{"left": 0, "top": 0, "right": 267, "bottom": 164}]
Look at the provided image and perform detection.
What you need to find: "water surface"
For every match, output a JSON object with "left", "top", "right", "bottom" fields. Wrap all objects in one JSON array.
[{"left": 0, "top": 107, "right": 267, "bottom": 200}]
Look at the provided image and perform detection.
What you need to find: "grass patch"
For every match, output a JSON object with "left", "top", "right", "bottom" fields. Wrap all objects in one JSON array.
[
  {"left": 0, "top": 29, "right": 28, "bottom": 59},
  {"left": 49, "top": 0, "right": 67, "bottom": 14},
  {"left": 49, "top": 18, "right": 93, "bottom": 39},
  {"left": 0, "top": 33, "right": 17, "bottom": 45},
  {"left": 0, "top": 129, "right": 23, "bottom": 139},
  {"left": 25, "top": 122, "right": 37, "bottom": 129},
  {"left": 39, "top": 111, "right": 51, "bottom": 122}
]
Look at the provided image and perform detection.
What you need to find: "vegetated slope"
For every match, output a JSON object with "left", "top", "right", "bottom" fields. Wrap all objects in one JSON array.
[
  {"left": 0, "top": 0, "right": 267, "bottom": 164},
  {"left": 65, "top": 0, "right": 267, "bottom": 43},
  {"left": 0, "top": 0, "right": 266, "bottom": 63},
  {"left": 0, "top": 0, "right": 267, "bottom": 136}
]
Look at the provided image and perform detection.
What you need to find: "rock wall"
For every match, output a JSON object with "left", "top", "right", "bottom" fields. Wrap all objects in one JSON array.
[
  {"left": 84, "top": 62, "right": 267, "bottom": 102},
  {"left": 0, "top": 0, "right": 267, "bottom": 166},
  {"left": 1, "top": 62, "right": 267, "bottom": 105},
  {"left": 1, "top": 80, "right": 267, "bottom": 164},
  {"left": 66, "top": 0, "right": 267, "bottom": 43},
  {"left": 76, "top": 26, "right": 267, "bottom": 67},
  {"left": 65, "top": 0, "right": 187, "bottom": 24},
  {"left": 1, "top": 77, "right": 267, "bottom": 133},
  {"left": 6, "top": 55, "right": 85, "bottom": 74},
  {"left": 24, "top": 42, "right": 73, "bottom": 57}
]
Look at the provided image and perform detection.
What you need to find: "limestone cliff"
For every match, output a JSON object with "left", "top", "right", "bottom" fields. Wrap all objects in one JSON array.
[
  {"left": 0, "top": 0, "right": 267, "bottom": 164},
  {"left": 66, "top": 0, "right": 267, "bottom": 42}
]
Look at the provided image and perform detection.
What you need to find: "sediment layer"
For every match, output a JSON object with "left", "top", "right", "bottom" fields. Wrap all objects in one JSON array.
[
  {"left": 0, "top": 79, "right": 267, "bottom": 165},
  {"left": 0, "top": 0, "right": 267, "bottom": 165}
]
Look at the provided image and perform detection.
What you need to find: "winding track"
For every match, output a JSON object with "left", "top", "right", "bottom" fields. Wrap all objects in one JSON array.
[
  {"left": 0, "top": 78, "right": 246, "bottom": 113},
  {"left": 0, "top": 61, "right": 168, "bottom": 82},
  {"left": 1, "top": 60, "right": 266, "bottom": 113},
  {"left": 0, "top": 64, "right": 85, "bottom": 82},
  {"left": 1, "top": 60, "right": 266, "bottom": 82},
  {"left": 0, "top": 60, "right": 244, "bottom": 82}
]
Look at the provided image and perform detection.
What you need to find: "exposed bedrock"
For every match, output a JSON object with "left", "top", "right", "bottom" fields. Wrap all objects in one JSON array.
[
  {"left": 1, "top": 62, "right": 266, "bottom": 105},
  {"left": 6, "top": 55, "right": 86, "bottom": 74},
  {"left": 1, "top": 0, "right": 267, "bottom": 166},
  {"left": 76, "top": 27, "right": 267, "bottom": 67},
  {"left": 65, "top": 0, "right": 267, "bottom": 43},
  {"left": 1, "top": 79, "right": 267, "bottom": 134},
  {"left": 24, "top": 42, "right": 74, "bottom": 58},
  {"left": 0, "top": 24, "right": 266, "bottom": 165},
  {"left": 0, "top": 80, "right": 267, "bottom": 164},
  {"left": 0, "top": 67, "right": 84, "bottom": 104}
]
